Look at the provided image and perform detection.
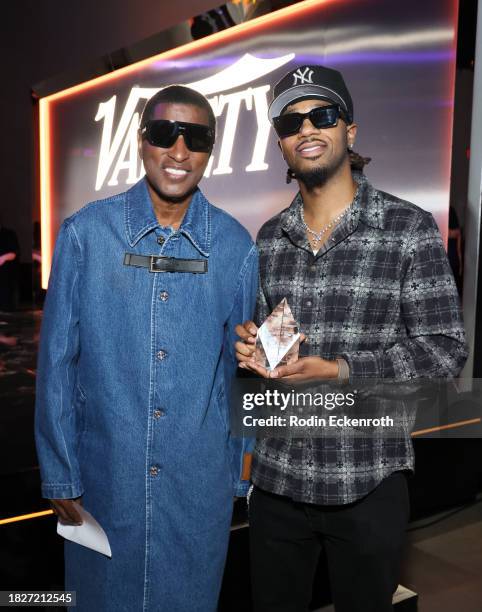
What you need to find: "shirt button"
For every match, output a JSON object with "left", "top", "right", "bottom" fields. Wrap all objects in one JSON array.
[
  {"left": 150, "top": 465, "right": 160, "bottom": 476},
  {"left": 157, "top": 235, "right": 165, "bottom": 245},
  {"left": 306, "top": 300, "right": 312, "bottom": 307},
  {"left": 153, "top": 409, "right": 165, "bottom": 419},
  {"left": 159, "top": 291, "right": 169, "bottom": 302},
  {"left": 156, "top": 350, "right": 167, "bottom": 361},
  {"left": 310, "top": 265, "right": 316, "bottom": 272}
]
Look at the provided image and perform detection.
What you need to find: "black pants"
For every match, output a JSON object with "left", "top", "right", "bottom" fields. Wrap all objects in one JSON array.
[{"left": 249, "top": 472, "right": 410, "bottom": 612}]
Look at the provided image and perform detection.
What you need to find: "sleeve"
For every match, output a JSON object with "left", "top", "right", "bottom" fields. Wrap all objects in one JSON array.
[
  {"left": 224, "top": 244, "right": 259, "bottom": 496},
  {"left": 340, "top": 212, "right": 469, "bottom": 380},
  {"left": 34, "top": 220, "right": 84, "bottom": 499}
]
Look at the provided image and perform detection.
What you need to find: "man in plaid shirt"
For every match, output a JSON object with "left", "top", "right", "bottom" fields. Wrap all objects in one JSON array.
[{"left": 235, "top": 65, "right": 468, "bottom": 612}]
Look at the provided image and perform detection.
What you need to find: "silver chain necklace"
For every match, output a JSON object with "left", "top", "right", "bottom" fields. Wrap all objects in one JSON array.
[{"left": 300, "top": 204, "right": 351, "bottom": 247}]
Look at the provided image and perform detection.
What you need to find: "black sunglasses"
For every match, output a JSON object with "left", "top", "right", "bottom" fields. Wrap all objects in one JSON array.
[
  {"left": 141, "top": 119, "right": 215, "bottom": 153},
  {"left": 273, "top": 104, "right": 349, "bottom": 138}
]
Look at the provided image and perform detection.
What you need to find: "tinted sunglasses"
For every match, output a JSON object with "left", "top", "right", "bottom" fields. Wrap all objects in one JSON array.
[
  {"left": 141, "top": 119, "right": 215, "bottom": 153},
  {"left": 273, "top": 104, "right": 348, "bottom": 138}
]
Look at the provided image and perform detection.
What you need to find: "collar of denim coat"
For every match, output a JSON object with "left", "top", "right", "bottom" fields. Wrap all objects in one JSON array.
[
  {"left": 125, "top": 177, "right": 211, "bottom": 257},
  {"left": 278, "top": 171, "right": 387, "bottom": 242}
]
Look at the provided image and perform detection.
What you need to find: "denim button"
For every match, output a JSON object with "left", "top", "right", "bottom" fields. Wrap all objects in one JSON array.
[
  {"left": 156, "top": 350, "right": 167, "bottom": 361},
  {"left": 159, "top": 291, "right": 169, "bottom": 302},
  {"left": 154, "top": 409, "right": 165, "bottom": 419},
  {"left": 150, "top": 465, "right": 159, "bottom": 476},
  {"left": 157, "top": 235, "right": 165, "bottom": 245}
]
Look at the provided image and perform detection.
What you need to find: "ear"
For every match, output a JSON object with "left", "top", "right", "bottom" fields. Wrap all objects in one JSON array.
[{"left": 346, "top": 122, "right": 358, "bottom": 149}]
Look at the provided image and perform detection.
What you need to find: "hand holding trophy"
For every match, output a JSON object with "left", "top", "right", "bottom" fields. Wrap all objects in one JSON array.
[
  {"left": 235, "top": 299, "right": 339, "bottom": 382},
  {"left": 255, "top": 298, "right": 300, "bottom": 370}
]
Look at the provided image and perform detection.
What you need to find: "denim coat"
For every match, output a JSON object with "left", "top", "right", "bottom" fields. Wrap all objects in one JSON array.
[{"left": 35, "top": 178, "right": 257, "bottom": 611}]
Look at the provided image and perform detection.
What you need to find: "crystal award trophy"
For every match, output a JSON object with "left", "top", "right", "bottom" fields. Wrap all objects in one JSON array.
[{"left": 255, "top": 298, "right": 301, "bottom": 370}]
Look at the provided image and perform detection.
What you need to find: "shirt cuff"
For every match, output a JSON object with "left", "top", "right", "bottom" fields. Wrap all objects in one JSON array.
[
  {"left": 336, "top": 357, "right": 350, "bottom": 381},
  {"left": 234, "top": 481, "right": 251, "bottom": 497},
  {"left": 41, "top": 482, "right": 84, "bottom": 500}
]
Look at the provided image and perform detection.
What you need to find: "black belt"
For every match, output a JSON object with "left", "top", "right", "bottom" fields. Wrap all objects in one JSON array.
[{"left": 123, "top": 253, "right": 208, "bottom": 274}]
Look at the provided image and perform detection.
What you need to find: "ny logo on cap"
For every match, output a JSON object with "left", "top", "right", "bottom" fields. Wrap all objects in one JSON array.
[{"left": 292, "top": 67, "right": 314, "bottom": 85}]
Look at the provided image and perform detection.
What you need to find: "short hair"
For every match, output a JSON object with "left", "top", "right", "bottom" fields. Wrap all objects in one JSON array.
[{"left": 140, "top": 85, "right": 215, "bottom": 132}]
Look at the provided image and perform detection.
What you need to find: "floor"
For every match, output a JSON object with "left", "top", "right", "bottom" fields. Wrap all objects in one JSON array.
[
  {"left": 315, "top": 499, "right": 482, "bottom": 611},
  {"left": 400, "top": 498, "right": 482, "bottom": 612}
]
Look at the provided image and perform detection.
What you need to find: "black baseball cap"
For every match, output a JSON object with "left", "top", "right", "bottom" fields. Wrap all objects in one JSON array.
[{"left": 268, "top": 65, "right": 354, "bottom": 123}]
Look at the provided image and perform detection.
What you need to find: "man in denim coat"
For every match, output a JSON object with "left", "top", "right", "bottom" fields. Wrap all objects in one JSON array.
[{"left": 35, "top": 86, "right": 257, "bottom": 611}]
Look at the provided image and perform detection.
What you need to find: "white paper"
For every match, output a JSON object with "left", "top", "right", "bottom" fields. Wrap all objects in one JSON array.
[{"left": 57, "top": 502, "right": 112, "bottom": 557}]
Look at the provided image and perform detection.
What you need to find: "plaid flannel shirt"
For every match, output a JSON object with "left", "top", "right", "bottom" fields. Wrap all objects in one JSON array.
[{"left": 251, "top": 172, "right": 468, "bottom": 505}]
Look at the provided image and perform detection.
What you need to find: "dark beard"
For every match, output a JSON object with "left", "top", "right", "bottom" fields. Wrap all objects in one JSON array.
[
  {"left": 295, "top": 166, "right": 331, "bottom": 190},
  {"left": 292, "top": 149, "right": 347, "bottom": 191}
]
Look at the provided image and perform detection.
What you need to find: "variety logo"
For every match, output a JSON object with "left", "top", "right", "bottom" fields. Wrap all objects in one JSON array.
[{"left": 94, "top": 53, "right": 295, "bottom": 191}]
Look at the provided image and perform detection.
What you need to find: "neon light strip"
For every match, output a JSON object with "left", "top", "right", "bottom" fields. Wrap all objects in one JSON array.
[
  {"left": 0, "top": 509, "right": 54, "bottom": 526},
  {"left": 38, "top": 0, "right": 334, "bottom": 287},
  {"left": 411, "top": 417, "right": 482, "bottom": 437},
  {"left": 39, "top": 98, "right": 52, "bottom": 289}
]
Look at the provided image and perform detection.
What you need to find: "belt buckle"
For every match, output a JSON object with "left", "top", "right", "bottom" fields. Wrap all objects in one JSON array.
[{"left": 149, "top": 256, "right": 158, "bottom": 273}]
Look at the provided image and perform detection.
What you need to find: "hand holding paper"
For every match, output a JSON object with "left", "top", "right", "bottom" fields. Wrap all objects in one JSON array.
[{"left": 57, "top": 501, "right": 112, "bottom": 557}]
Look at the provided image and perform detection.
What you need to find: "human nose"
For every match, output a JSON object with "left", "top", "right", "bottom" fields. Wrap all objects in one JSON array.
[
  {"left": 168, "top": 135, "right": 189, "bottom": 161},
  {"left": 298, "top": 114, "right": 318, "bottom": 137}
]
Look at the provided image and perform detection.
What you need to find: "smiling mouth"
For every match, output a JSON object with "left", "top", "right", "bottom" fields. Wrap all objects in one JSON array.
[
  {"left": 297, "top": 141, "right": 327, "bottom": 156},
  {"left": 163, "top": 167, "right": 189, "bottom": 177}
]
